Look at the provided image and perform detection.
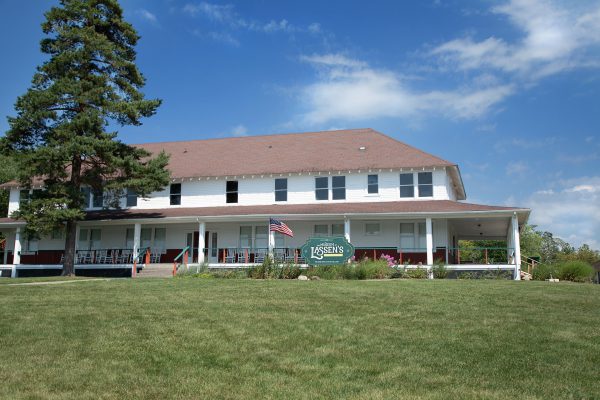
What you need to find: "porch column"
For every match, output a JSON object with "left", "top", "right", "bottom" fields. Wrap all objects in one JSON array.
[
  {"left": 198, "top": 221, "right": 206, "bottom": 264},
  {"left": 133, "top": 223, "right": 141, "bottom": 263},
  {"left": 425, "top": 218, "right": 433, "bottom": 265},
  {"left": 511, "top": 213, "right": 521, "bottom": 281},
  {"left": 268, "top": 222, "right": 275, "bottom": 259},
  {"left": 75, "top": 224, "right": 81, "bottom": 250},
  {"left": 13, "top": 227, "right": 21, "bottom": 265},
  {"left": 344, "top": 216, "right": 351, "bottom": 242}
]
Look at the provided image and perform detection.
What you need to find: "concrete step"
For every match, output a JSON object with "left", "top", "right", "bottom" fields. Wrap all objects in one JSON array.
[{"left": 136, "top": 264, "right": 174, "bottom": 278}]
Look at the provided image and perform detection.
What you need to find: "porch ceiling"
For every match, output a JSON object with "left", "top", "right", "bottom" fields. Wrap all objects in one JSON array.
[{"left": 450, "top": 217, "right": 511, "bottom": 240}]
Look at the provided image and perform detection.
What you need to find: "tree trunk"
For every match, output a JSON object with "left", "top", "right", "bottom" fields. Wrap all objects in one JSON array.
[
  {"left": 62, "top": 220, "right": 77, "bottom": 276},
  {"left": 62, "top": 155, "right": 82, "bottom": 276}
]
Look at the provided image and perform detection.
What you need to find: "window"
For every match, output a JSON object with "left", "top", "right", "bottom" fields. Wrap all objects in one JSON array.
[
  {"left": 19, "top": 189, "right": 29, "bottom": 205},
  {"left": 331, "top": 223, "right": 344, "bottom": 236},
  {"left": 50, "top": 228, "right": 64, "bottom": 240},
  {"left": 400, "top": 173, "right": 414, "bottom": 198},
  {"left": 126, "top": 188, "right": 138, "bottom": 207},
  {"left": 275, "top": 178, "right": 287, "bottom": 202},
  {"left": 255, "top": 226, "right": 268, "bottom": 249},
  {"left": 226, "top": 180, "right": 238, "bottom": 204},
  {"left": 399, "top": 222, "right": 428, "bottom": 251},
  {"left": 332, "top": 176, "right": 346, "bottom": 200},
  {"left": 170, "top": 183, "right": 181, "bottom": 205},
  {"left": 418, "top": 172, "right": 433, "bottom": 197},
  {"left": 79, "top": 228, "right": 101, "bottom": 250},
  {"left": 365, "top": 222, "right": 381, "bottom": 236},
  {"left": 400, "top": 223, "right": 415, "bottom": 250},
  {"left": 315, "top": 177, "right": 328, "bottom": 200},
  {"left": 274, "top": 232, "right": 285, "bottom": 248},
  {"left": 368, "top": 174, "right": 378, "bottom": 194},
  {"left": 154, "top": 228, "right": 166, "bottom": 252},
  {"left": 239, "top": 226, "right": 252, "bottom": 248},
  {"left": 125, "top": 228, "right": 134, "bottom": 249},
  {"left": 92, "top": 188, "right": 104, "bottom": 208},
  {"left": 23, "top": 233, "right": 39, "bottom": 253},
  {"left": 417, "top": 222, "right": 427, "bottom": 250},
  {"left": 81, "top": 187, "right": 91, "bottom": 208},
  {"left": 314, "top": 224, "right": 328, "bottom": 236},
  {"left": 141, "top": 228, "right": 152, "bottom": 249}
]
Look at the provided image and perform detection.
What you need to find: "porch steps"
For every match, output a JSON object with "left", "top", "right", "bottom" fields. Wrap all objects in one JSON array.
[{"left": 136, "top": 264, "right": 174, "bottom": 278}]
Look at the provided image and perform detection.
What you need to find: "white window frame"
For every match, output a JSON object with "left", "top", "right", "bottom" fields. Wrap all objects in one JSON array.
[
  {"left": 399, "top": 222, "right": 428, "bottom": 252},
  {"left": 365, "top": 222, "right": 381, "bottom": 236}
]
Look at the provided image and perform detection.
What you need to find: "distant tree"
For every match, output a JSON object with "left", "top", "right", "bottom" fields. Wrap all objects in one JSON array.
[
  {"left": 520, "top": 224, "right": 543, "bottom": 259},
  {"left": 1, "top": 0, "right": 170, "bottom": 275}
]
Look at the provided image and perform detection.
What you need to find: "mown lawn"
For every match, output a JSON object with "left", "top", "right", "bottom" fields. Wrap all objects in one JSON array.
[{"left": 0, "top": 279, "right": 599, "bottom": 399}]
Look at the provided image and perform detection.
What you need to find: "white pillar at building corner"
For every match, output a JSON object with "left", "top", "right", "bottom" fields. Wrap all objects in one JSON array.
[
  {"left": 13, "top": 227, "right": 22, "bottom": 265},
  {"left": 197, "top": 221, "right": 206, "bottom": 264},
  {"left": 133, "top": 223, "right": 141, "bottom": 262},
  {"left": 344, "top": 216, "right": 351, "bottom": 242},
  {"left": 425, "top": 217, "right": 433, "bottom": 266},
  {"left": 512, "top": 213, "right": 522, "bottom": 281}
]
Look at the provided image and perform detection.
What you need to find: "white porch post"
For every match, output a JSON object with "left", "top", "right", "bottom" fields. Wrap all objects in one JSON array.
[
  {"left": 13, "top": 227, "right": 21, "bottom": 265},
  {"left": 344, "top": 216, "right": 351, "bottom": 242},
  {"left": 133, "top": 223, "right": 141, "bottom": 263},
  {"left": 12, "top": 227, "right": 22, "bottom": 278},
  {"left": 511, "top": 213, "right": 521, "bottom": 281},
  {"left": 425, "top": 218, "right": 433, "bottom": 265},
  {"left": 198, "top": 221, "right": 206, "bottom": 264},
  {"left": 268, "top": 221, "right": 275, "bottom": 259}
]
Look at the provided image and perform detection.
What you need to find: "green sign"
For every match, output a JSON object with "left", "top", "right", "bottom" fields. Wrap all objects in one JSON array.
[{"left": 301, "top": 236, "right": 355, "bottom": 266}]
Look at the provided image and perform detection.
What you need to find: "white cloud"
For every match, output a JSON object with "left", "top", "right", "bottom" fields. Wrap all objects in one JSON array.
[
  {"left": 136, "top": 9, "right": 158, "bottom": 24},
  {"left": 230, "top": 124, "right": 248, "bottom": 137},
  {"left": 505, "top": 161, "right": 529, "bottom": 175},
  {"left": 526, "top": 176, "right": 600, "bottom": 248},
  {"left": 431, "top": 0, "right": 600, "bottom": 79},
  {"left": 298, "top": 53, "right": 514, "bottom": 124},
  {"left": 183, "top": 2, "right": 321, "bottom": 43}
]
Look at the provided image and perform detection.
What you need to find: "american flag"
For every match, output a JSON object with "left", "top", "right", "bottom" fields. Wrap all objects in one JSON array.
[{"left": 269, "top": 218, "right": 294, "bottom": 237}]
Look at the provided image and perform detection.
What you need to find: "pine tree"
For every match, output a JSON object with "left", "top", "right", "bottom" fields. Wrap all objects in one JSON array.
[{"left": 1, "top": 0, "right": 170, "bottom": 275}]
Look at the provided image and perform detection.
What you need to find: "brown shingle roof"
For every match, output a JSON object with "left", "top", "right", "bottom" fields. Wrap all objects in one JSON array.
[
  {"left": 77, "top": 200, "right": 526, "bottom": 221},
  {"left": 136, "top": 128, "right": 455, "bottom": 178}
]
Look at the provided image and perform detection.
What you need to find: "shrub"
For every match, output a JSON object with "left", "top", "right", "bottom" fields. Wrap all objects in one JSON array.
[
  {"left": 532, "top": 263, "right": 559, "bottom": 281},
  {"left": 557, "top": 261, "right": 594, "bottom": 282},
  {"left": 457, "top": 272, "right": 475, "bottom": 280},
  {"left": 390, "top": 267, "right": 406, "bottom": 279},
  {"left": 432, "top": 262, "right": 448, "bottom": 279},
  {"left": 405, "top": 267, "right": 428, "bottom": 279}
]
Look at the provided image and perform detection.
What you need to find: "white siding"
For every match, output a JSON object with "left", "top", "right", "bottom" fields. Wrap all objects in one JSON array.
[{"left": 7, "top": 188, "right": 20, "bottom": 216}]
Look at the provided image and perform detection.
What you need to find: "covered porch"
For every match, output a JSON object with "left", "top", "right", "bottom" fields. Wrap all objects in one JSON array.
[{"left": 0, "top": 209, "right": 526, "bottom": 279}]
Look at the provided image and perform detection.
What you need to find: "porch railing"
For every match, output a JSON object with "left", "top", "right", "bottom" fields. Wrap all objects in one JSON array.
[
  {"left": 17, "top": 248, "right": 163, "bottom": 265},
  {"left": 448, "top": 247, "right": 515, "bottom": 265},
  {"left": 190, "top": 247, "right": 305, "bottom": 264}
]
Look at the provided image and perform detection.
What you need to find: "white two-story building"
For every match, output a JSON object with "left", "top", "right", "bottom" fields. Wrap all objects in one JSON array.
[{"left": 0, "top": 128, "right": 530, "bottom": 278}]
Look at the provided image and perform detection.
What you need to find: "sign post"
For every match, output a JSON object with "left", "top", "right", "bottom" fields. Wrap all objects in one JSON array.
[{"left": 301, "top": 237, "right": 355, "bottom": 266}]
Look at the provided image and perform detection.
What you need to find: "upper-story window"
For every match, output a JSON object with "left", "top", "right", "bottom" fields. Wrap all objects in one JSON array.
[
  {"left": 315, "top": 177, "right": 328, "bottom": 201},
  {"left": 126, "top": 188, "right": 138, "bottom": 207},
  {"left": 400, "top": 173, "right": 414, "bottom": 198},
  {"left": 368, "top": 174, "right": 378, "bottom": 194},
  {"left": 418, "top": 172, "right": 433, "bottom": 197},
  {"left": 226, "top": 180, "right": 238, "bottom": 203},
  {"left": 92, "top": 188, "right": 104, "bottom": 208},
  {"left": 81, "top": 187, "right": 91, "bottom": 208},
  {"left": 170, "top": 183, "right": 181, "bottom": 205},
  {"left": 275, "top": 178, "right": 287, "bottom": 202},
  {"left": 332, "top": 176, "right": 346, "bottom": 200},
  {"left": 19, "top": 189, "right": 29, "bottom": 205}
]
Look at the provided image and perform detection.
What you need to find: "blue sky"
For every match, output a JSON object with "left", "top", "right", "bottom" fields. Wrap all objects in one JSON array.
[{"left": 1, "top": 0, "right": 599, "bottom": 248}]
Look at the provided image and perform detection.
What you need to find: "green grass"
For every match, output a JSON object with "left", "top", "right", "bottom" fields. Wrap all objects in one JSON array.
[
  {"left": 0, "top": 276, "right": 98, "bottom": 285},
  {"left": 0, "top": 279, "right": 599, "bottom": 399}
]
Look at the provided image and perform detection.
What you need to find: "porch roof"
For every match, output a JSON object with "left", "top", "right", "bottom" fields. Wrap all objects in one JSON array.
[{"left": 0, "top": 200, "right": 528, "bottom": 226}]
